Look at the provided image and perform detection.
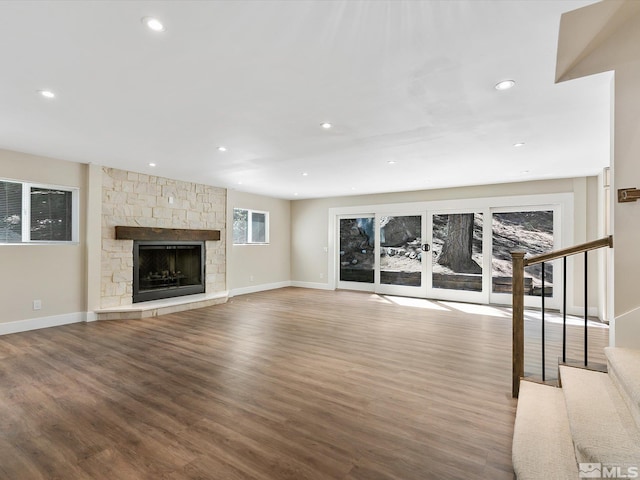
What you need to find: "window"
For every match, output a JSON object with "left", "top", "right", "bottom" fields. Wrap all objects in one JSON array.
[
  {"left": 233, "top": 208, "right": 269, "bottom": 244},
  {"left": 0, "top": 179, "right": 78, "bottom": 244}
]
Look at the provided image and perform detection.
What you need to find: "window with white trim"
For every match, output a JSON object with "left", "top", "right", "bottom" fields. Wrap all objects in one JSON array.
[
  {"left": 233, "top": 208, "right": 269, "bottom": 244},
  {"left": 0, "top": 179, "right": 79, "bottom": 244}
]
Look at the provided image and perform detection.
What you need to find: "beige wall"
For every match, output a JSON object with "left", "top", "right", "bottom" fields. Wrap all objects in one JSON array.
[
  {"left": 609, "top": 16, "right": 640, "bottom": 345},
  {"left": 227, "top": 190, "right": 291, "bottom": 294},
  {"left": 0, "top": 149, "right": 291, "bottom": 325},
  {"left": 0, "top": 149, "right": 87, "bottom": 323},
  {"left": 0, "top": 147, "right": 605, "bottom": 327},
  {"left": 610, "top": 19, "right": 640, "bottom": 314},
  {"left": 557, "top": 1, "right": 640, "bottom": 346},
  {"left": 291, "top": 177, "right": 602, "bottom": 312}
]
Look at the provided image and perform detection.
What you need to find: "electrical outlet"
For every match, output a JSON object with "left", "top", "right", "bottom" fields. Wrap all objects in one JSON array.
[
  {"left": 33, "top": 299, "right": 42, "bottom": 310},
  {"left": 250, "top": 275, "right": 254, "bottom": 282},
  {"left": 319, "top": 273, "right": 324, "bottom": 279}
]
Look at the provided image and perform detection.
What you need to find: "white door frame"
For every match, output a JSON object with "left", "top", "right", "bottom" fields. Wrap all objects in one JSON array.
[{"left": 328, "top": 193, "right": 573, "bottom": 308}]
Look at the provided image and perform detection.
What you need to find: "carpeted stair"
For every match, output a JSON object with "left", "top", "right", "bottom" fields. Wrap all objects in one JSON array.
[{"left": 512, "top": 347, "right": 640, "bottom": 479}]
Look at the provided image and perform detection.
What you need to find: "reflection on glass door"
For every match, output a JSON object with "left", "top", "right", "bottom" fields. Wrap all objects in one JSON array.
[
  {"left": 491, "top": 210, "right": 554, "bottom": 297},
  {"left": 339, "top": 217, "right": 374, "bottom": 284},
  {"left": 431, "top": 213, "right": 483, "bottom": 292},
  {"left": 379, "top": 215, "right": 422, "bottom": 287}
]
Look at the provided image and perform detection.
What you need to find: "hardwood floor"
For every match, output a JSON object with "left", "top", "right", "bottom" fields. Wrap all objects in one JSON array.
[{"left": 0, "top": 288, "right": 608, "bottom": 479}]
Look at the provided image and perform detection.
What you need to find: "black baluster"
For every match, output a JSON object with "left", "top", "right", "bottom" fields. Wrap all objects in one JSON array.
[
  {"left": 584, "top": 251, "right": 588, "bottom": 367},
  {"left": 563, "top": 256, "right": 567, "bottom": 363},
  {"left": 541, "top": 261, "right": 545, "bottom": 382}
]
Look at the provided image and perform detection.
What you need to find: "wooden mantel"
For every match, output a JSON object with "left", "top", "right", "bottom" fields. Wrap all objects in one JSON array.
[{"left": 115, "top": 226, "right": 221, "bottom": 242}]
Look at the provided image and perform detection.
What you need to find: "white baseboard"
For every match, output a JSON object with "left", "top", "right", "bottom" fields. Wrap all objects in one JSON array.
[
  {"left": 0, "top": 312, "right": 86, "bottom": 336},
  {"left": 229, "top": 280, "right": 336, "bottom": 297},
  {"left": 290, "top": 281, "right": 333, "bottom": 290},
  {"left": 567, "top": 306, "right": 600, "bottom": 318},
  {"left": 230, "top": 281, "right": 292, "bottom": 297}
]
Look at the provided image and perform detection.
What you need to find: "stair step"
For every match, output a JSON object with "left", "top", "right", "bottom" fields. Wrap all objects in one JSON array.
[
  {"left": 605, "top": 347, "right": 640, "bottom": 430},
  {"left": 558, "top": 359, "right": 607, "bottom": 374},
  {"left": 512, "top": 380, "right": 578, "bottom": 480},
  {"left": 559, "top": 365, "right": 640, "bottom": 468}
]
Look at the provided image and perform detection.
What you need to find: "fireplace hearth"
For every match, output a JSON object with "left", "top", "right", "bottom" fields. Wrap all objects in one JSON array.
[{"left": 133, "top": 241, "right": 205, "bottom": 303}]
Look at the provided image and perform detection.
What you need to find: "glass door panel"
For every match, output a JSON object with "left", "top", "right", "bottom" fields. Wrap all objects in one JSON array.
[
  {"left": 335, "top": 199, "right": 565, "bottom": 306},
  {"left": 430, "top": 212, "right": 484, "bottom": 297},
  {"left": 378, "top": 215, "right": 424, "bottom": 292},
  {"left": 491, "top": 210, "right": 556, "bottom": 305},
  {"left": 339, "top": 217, "right": 375, "bottom": 286}
]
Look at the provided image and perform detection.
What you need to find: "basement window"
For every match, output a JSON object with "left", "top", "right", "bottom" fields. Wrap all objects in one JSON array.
[
  {"left": 233, "top": 208, "right": 269, "bottom": 244},
  {"left": 0, "top": 178, "right": 79, "bottom": 244}
]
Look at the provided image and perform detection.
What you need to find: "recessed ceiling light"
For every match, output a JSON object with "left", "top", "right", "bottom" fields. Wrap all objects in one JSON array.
[
  {"left": 142, "top": 17, "right": 165, "bottom": 32},
  {"left": 321, "top": 122, "right": 332, "bottom": 129},
  {"left": 217, "top": 146, "right": 227, "bottom": 152},
  {"left": 38, "top": 90, "right": 55, "bottom": 99},
  {"left": 521, "top": 170, "right": 530, "bottom": 174},
  {"left": 513, "top": 142, "right": 525, "bottom": 147},
  {"left": 293, "top": 193, "right": 299, "bottom": 196},
  {"left": 495, "top": 79, "right": 516, "bottom": 91},
  {"left": 387, "top": 160, "right": 396, "bottom": 165},
  {"left": 148, "top": 162, "right": 156, "bottom": 167},
  {"left": 237, "top": 181, "right": 243, "bottom": 185},
  {"left": 302, "top": 172, "right": 309, "bottom": 176}
]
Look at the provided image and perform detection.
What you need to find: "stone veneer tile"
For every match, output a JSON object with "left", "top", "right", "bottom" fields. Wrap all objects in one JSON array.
[{"left": 101, "top": 167, "right": 226, "bottom": 308}]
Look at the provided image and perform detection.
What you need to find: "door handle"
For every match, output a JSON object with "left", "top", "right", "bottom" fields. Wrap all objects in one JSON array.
[{"left": 422, "top": 243, "right": 430, "bottom": 252}]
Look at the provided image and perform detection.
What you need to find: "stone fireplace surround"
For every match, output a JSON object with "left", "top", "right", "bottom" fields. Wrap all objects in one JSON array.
[
  {"left": 96, "top": 168, "right": 227, "bottom": 320},
  {"left": 116, "top": 226, "right": 220, "bottom": 303}
]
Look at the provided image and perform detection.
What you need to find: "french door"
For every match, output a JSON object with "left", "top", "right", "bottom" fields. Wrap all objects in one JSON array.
[
  {"left": 426, "top": 210, "right": 487, "bottom": 303},
  {"left": 337, "top": 213, "right": 426, "bottom": 297},
  {"left": 337, "top": 216, "right": 375, "bottom": 291},
  {"left": 376, "top": 213, "right": 426, "bottom": 297},
  {"left": 335, "top": 203, "right": 561, "bottom": 308}
]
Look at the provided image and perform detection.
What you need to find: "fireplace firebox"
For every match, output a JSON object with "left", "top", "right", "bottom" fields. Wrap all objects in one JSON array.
[{"left": 133, "top": 241, "right": 205, "bottom": 303}]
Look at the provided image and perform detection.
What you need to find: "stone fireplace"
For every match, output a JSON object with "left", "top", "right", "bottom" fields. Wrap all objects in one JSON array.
[
  {"left": 99, "top": 167, "right": 227, "bottom": 317},
  {"left": 114, "top": 224, "right": 220, "bottom": 304},
  {"left": 134, "top": 241, "right": 205, "bottom": 303}
]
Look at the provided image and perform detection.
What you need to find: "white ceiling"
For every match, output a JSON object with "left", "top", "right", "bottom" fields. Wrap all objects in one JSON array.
[{"left": 0, "top": 0, "right": 610, "bottom": 200}]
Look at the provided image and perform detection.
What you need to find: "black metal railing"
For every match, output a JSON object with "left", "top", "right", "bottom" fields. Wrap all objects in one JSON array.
[{"left": 511, "top": 235, "right": 613, "bottom": 397}]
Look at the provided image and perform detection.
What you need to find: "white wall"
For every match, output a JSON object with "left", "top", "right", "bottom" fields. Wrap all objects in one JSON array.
[
  {"left": 227, "top": 190, "right": 291, "bottom": 295},
  {"left": 0, "top": 149, "right": 87, "bottom": 326}
]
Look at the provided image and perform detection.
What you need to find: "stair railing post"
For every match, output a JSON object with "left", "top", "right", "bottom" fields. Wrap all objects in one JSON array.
[
  {"left": 512, "top": 251, "right": 526, "bottom": 398},
  {"left": 584, "top": 251, "right": 588, "bottom": 366}
]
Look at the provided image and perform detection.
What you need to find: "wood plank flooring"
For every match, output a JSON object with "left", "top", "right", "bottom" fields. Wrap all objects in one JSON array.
[{"left": 0, "top": 288, "right": 608, "bottom": 479}]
